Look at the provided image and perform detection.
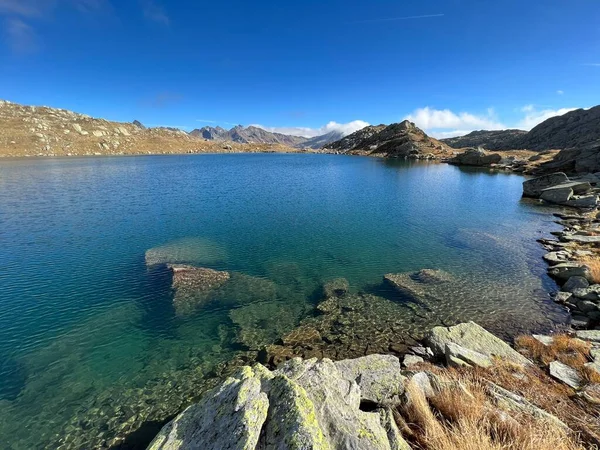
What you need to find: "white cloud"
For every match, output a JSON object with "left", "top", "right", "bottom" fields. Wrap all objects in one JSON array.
[
  {"left": 557, "top": 90, "right": 564, "bottom": 95},
  {"left": 251, "top": 120, "right": 369, "bottom": 138},
  {"left": 517, "top": 106, "right": 578, "bottom": 130},
  {"left": 405, "top": 107, "right": 505, "bottom": 131},
  {"left": 583, "top": 63, "right": 600, "bottom": 67}
]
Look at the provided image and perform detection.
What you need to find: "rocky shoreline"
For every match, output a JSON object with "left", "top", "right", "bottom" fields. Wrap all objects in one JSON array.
[{"left": 148, "top": 322, "right": 600, "bottom": 450}]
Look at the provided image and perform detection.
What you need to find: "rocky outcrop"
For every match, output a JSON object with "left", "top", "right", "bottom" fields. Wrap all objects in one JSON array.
[
  {"left": 535, "top": 141, "right": 600, "bottom": 175},
  {"left": 441, "top": 129, "right": 528, "bottom": 150},
  {"left": 425, "top": 321, "right": 531, "bottom": 366},
  {"left": 325, "top": 120, "right": 450, "bottom": 159},
  {"left": 148, "top": 356, "right": 411, "bottom": 450},
  {"left": 522, "top": 172, "right": 599, "bottom": 208},
  {"left": 447, "top": 148, "right": 502, "bottom": 166},
  {"left": 443, "top": 106, "right": 600, "bottom": 152}
]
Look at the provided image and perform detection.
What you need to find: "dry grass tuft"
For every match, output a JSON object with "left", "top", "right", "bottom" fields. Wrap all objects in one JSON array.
[
  {"left": 582, "top": 364, "right": 600, "bottom": 384},
  {"left": 399, "top": 373, "right": 586, "bottom": 450},
  {"left": 515, "top": 334, "right": 591, "bottom": 369},
  {"left": 581, "top": 257, "right": 600, "bottom": 284}
]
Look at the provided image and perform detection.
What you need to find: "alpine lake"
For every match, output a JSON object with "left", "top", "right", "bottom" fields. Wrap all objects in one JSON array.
[{"left": 0, "top": 153, "right": 568, "bottom": 449}]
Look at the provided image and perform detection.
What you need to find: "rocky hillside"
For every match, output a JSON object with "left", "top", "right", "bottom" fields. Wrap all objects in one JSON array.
[
  {"left": 325, "top": 120, "right": 451, "bottom": 159},
  {"left": 442, "top": 106, "right": 600, "bottom": 151},
  {"left": 0, "top": 100, "right": 298, "bottom": 157},
  {"left": 441, "top": 129, "right": 528, "bottom": 150}
]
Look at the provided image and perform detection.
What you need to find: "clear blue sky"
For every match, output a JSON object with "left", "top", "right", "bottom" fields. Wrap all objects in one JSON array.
[{"left": 1, "top": 0, "right": 599, "bottom": 137}]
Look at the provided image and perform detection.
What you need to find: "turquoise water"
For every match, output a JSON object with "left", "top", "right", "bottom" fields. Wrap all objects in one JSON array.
[{"left": 0, "top": 154, "right": 566, "bottom": 449}]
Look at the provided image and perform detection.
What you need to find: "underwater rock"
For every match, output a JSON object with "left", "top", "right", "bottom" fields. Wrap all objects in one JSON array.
[
  {"left": 169, "top": 265, "right": 230, "bottom": 316},
  {"left": 145, "top": 237, "right": 227, "bottom": 267},
  {"left": 149, "top": 357, "right": 412, "bottom": 450},
  {"left": 323, "top": 278, "right": 350, "bottom": 298},
  {"left": 229, "top": 300, "right": 306, "bottom": 350},
  {"left": 211, "top": 273, "right": 277, "bottom": 307},
  {"left": 384, "top": 269, "right": 453, "bottom": 299}
]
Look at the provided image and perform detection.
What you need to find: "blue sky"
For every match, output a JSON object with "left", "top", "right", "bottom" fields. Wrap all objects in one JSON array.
[{"left": 1, "top": 0, "right": 599, "bottom": 138}]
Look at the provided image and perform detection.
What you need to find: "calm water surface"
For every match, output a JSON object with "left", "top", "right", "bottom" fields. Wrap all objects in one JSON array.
[{"left": 0, "top": 154, "right": 566, "bottom": 449}]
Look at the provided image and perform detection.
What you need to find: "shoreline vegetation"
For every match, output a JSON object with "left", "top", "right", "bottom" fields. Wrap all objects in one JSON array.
[{"left": 3, "top": 99, "right": 600, "bottom": 448}]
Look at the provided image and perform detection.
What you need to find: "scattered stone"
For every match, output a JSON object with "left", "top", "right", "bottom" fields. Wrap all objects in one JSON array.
[
  {"left": 561, "top": 234, "right": 600, "bottom": 244},
  {"left": 403, "top": 354, "right": 424, "bottom": 368},
  {"left": 554, "top": 291, "right": 574, "bottom": 303},
  {"left": 571, "top": 315, "right": 592, "bottom": 329},
  {"left": 408, "top": 346, "right": 434, "bottom": 359},
  {"left": 549, "top": 361, "right": 583, "bottom": 389},
  {"left": 572, "top": 285, "right": 600, "bottom": 301},
  {"left": 532, "top": 334, "right": 554, "bottom": 346},
  {"left": 564, "top": 195, "right": 598, "bottom": 208},
  {"left": 547, "top": 263, "right": 591, "bottom": 282},
  {"left": 543, "top": 251, "right": 570, "bottom": 265},
  {"left": 562, "top": 276, "right": 590, "bottom": 293},
  {"left": 576, "top": 330, "right": 600, "bottom": 343}
]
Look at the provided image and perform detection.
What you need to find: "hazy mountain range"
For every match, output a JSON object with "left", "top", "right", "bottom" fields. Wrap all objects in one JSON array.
[{"left": 190, "top": 125, "right": 345, "bottom": 149}]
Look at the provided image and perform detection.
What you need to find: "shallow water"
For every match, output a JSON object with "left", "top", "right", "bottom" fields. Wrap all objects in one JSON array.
[{"left": 0, "top": 154, "right": 566, "bottom": 449}]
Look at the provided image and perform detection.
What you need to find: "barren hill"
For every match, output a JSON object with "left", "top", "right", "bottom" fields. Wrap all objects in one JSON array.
[{"left": 0, "top": 100, "right": 298, "bottom": 157}]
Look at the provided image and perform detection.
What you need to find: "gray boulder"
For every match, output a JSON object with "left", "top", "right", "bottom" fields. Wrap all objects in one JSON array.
[
  {"left": 426, "top": 321, "right": 530, "bottom": 366},
  {"left": 576, "top": 330, "right": 600, "bottom": 343},
  {"left": 523, "top": 172, "right": 569, "bottom": 198},
  {"left": 540, "top": 185, "right": 573, "bottom": 204},
  {"left": 562, "top": 276, "right": 590, "bottom": 293},
  {"left": 444, "top": 342, "right": 492, "bottom": 368},
  {"left": 564, "top": 194, "right": 598, "bottom": 208},
  {"left": 548, "top": 263, "right": 591, "bottom": 282},
  {"left": 448, "top": 148, "right": 502, "bottom": 166}
]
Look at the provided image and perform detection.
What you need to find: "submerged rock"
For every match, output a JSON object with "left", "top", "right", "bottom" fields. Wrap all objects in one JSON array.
[
  {"left": 149, "top": 357, "right": 411, "bottom": 450},
  {"left": 145, "top": 237, "right": 227, "bottom": 267},
  {"left": 426, "top": 321, "right": 530, "bottom": 366},
  {"left": 169, "top": 265, "right": 230, "bottom": 315},
  {"left": 323, "top": 278, "right": 350, "bottom": 298}
]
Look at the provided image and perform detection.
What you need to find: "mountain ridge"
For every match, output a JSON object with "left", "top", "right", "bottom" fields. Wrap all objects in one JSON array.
[{"left": 441, "top": 106, "right": 600, "bottom": 151}]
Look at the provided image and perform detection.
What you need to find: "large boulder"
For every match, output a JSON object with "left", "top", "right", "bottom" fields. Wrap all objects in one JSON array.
[
  {"left": 426, "top": 322, "right": 530, "bottom": 366},
  {"left": 522, "top": 173, "right": 569, "bottom": 198},
  {"left": 540, "top": 185, "right": 573, "bottom": 204},
  {"left": 448, "top": 148, "right": 502, "bottom": 166},
  {"left": 148, "top": 357, "right": 411, "bottom": 450}
]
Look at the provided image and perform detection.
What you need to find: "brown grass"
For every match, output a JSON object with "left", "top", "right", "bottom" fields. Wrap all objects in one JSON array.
[
  {"left": 399, "top": 373, "right": 586, "bottom": 450},
  {"left": 515, "top": 334, "right": 591, "bottom": 369},
  {"left": 582, "top": 364, "right": 600, "bottom": 384},
  {"left": 581, "top": 257, "right": 600, "bottom": 284}
]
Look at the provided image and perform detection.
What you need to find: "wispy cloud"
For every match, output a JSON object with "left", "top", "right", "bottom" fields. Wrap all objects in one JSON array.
[
  {"left": 4, "top": 17, "right": 37, "bottom": 53},
  {"left": 349, "top": 14, "right": 444, "bottom": 24},
  {"left": 196, "top": 119, "right": 236, "bottom": 126},
  {"left": 583, "top": 63, "right": 600, "bottom": 67},
  {"left": 140, "top": 0, "right": 170, "bottom": 26},
  {"left": 0, "top": 0, "right": 41, "bottom": 17},
  {"left": 556, "top": 90, "right": 564, "bottom": 95}
]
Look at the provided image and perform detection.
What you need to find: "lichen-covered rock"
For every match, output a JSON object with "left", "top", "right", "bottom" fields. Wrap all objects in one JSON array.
[
  {"left": 426, "top": 321, "right": 530, "bottom": 366},
  {"left": 562, "top": 276, "right": 590, "bottom": 293},
  {"left": 148, "top": 366, "right": 269, "bottom": 450},
  {"left": 149, "top": 358, "right": 411, "bottom": 450},
  {"left": 548, "top": 263, "right": 591, "bottom": 282},
  {"left": 334, "top": 354, "right": 405, "bottom": 406}
]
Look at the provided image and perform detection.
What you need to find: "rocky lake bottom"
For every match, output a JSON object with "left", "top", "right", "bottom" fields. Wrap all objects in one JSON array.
[{"left": 0, "top": 154, "right": 570, "bottom": 449}]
